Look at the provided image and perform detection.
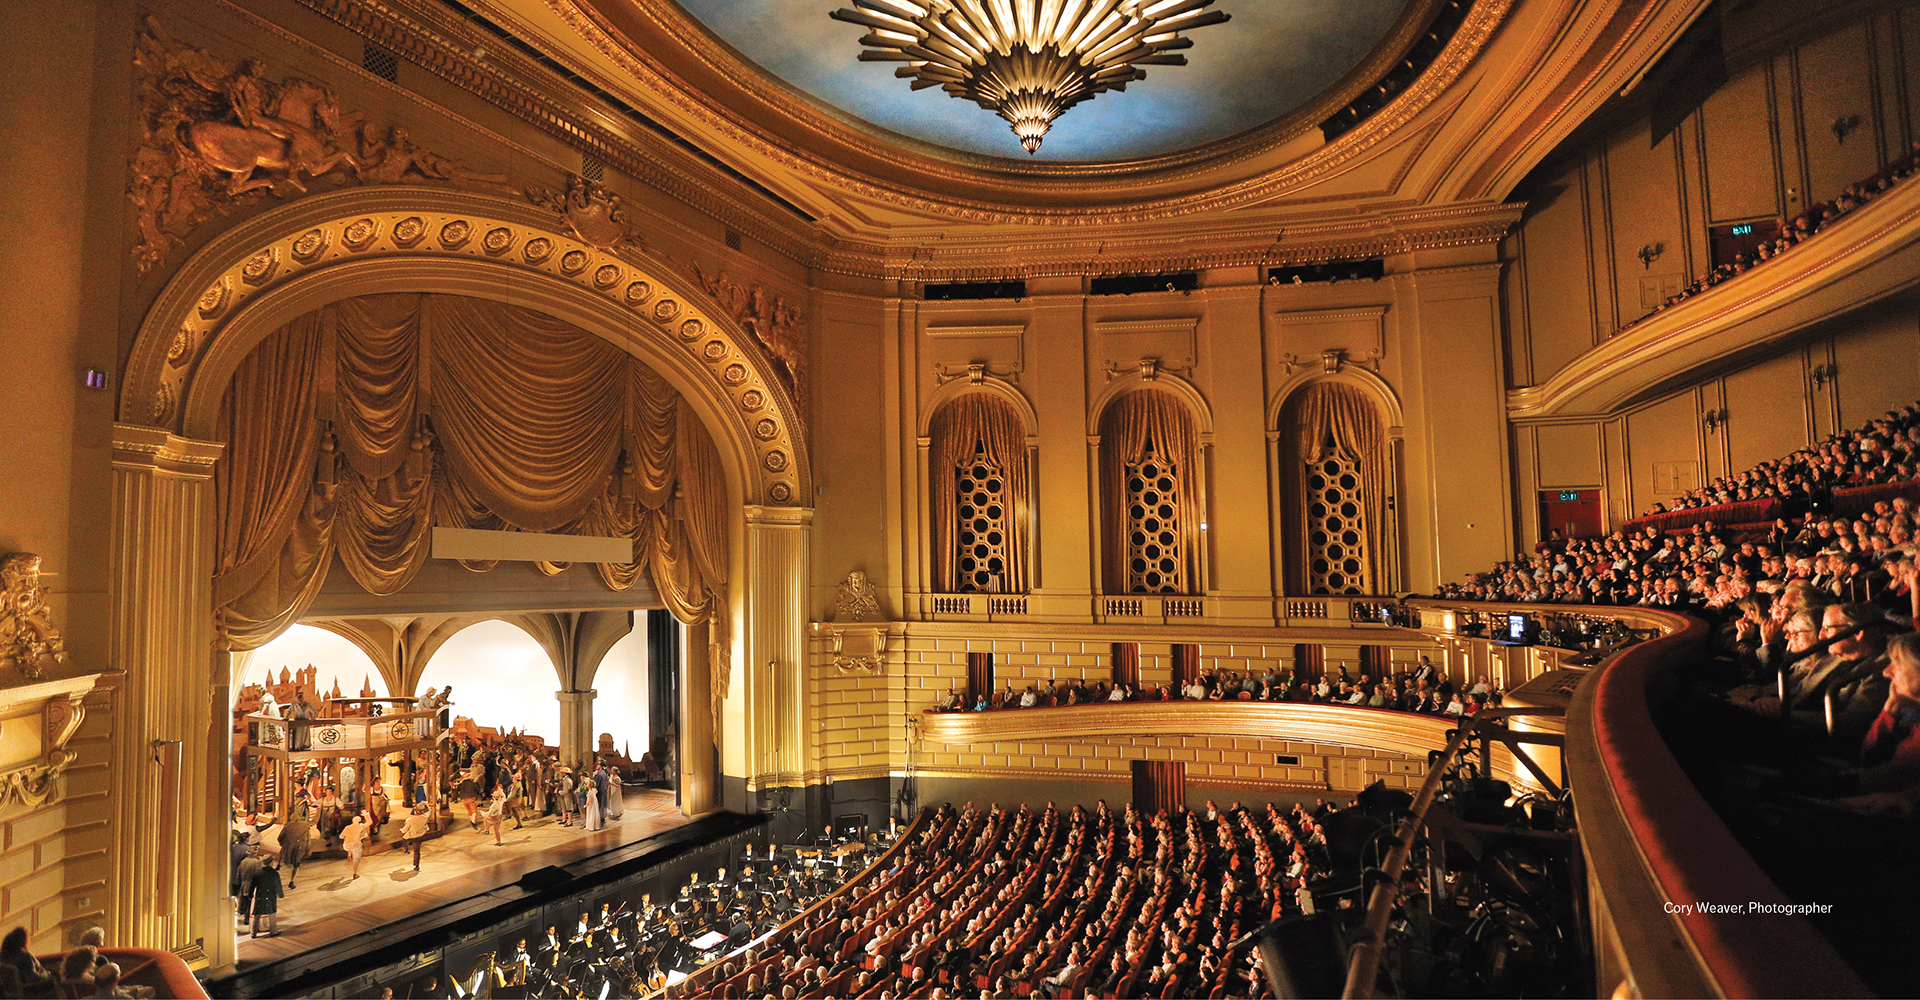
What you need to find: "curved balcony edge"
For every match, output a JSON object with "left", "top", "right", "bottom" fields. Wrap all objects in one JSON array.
[
  {"left": 1563, "top": 606, "right": 1872, "bottom": 999},
  {"left": 918, "top": 701, "right": 1536, "bottom": 789},
  {"left": 1506, "top": 174, "right": 1920, "bottom": 420}
]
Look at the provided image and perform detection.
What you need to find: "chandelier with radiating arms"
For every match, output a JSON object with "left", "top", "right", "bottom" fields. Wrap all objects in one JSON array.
[{"left": 830, "top": 0, "right": 1230, "bottom": 154}]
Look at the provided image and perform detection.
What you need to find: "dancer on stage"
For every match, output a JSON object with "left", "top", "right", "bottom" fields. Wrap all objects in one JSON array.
[
  {"left": 485, "top": 788, "right": 509, "bottom": 846},
  {"left": 603, "top": 763, "right": 624, "bottom": 821},
  {"left": 343, "top": 813, "right": 370, "bottom": 880},
  {"left": 399, "top": 804, "right": 430, "bottom": 871},
  {"left": 249, "top": 858, "right": 282, "bottom": 938}
]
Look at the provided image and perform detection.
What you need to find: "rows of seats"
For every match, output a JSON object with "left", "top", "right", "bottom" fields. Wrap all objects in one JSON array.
[
  {"left": 1442, "top": 401, "right": 1920, "bottom": 607},
  {"left": 687, "top": 800, "right": 1351, "bottom": 1000}
]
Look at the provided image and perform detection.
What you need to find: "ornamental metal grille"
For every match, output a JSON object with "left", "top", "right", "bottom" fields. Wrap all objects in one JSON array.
[
  {"left": 1124, "top": 440, "right": 1185, "bottom": 594},
  {"left": 1306, "top": 453, "right": 1371, "bottom": 595},
  {"left": 955, "top": 442, "right": 1009, "bottom": 593}
]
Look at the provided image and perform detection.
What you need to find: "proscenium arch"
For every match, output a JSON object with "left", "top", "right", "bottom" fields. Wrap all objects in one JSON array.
[{"left": 119, "top": 185, "right": 809, "bottom": 509}]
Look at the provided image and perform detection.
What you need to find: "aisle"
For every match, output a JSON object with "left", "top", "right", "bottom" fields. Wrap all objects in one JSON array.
[{"left": 235, "top": 787, "right": 688, "bottom": 967}]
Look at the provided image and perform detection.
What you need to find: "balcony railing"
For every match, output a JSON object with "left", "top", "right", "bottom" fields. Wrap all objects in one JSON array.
[{"left": 245, "top": 709, "right": 440, "bottom": 754}]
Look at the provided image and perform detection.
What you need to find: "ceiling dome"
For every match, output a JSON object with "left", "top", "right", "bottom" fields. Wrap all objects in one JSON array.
[{"left": 674, "top": 0, "right": 1416, "bottom": 161}]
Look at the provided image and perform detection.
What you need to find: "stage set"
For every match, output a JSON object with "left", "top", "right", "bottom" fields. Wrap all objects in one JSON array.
[{"left": 224, "top": 621, "right": 692, "bottom": 981}]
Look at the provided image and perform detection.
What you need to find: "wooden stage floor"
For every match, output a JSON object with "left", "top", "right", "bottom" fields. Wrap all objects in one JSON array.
[{"left": 235, "top": 787, "right": 690, "bottom": 969}]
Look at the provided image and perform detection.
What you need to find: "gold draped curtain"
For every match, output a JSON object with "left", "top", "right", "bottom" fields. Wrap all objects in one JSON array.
[
  {"left": 1099, "top": 389, "right": 1202, "bottom": 594},
  {"left": 214, "top": 294, "right": 731, "bottom": 673},
  {"left": 929, "top": 393, "right": 1030, "bottom": 593},
  {"left": 1281, "top": 381, "right": 1387, "bottom": 593}
]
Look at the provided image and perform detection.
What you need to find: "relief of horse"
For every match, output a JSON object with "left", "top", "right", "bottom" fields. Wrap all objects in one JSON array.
[{"left": 187, "top": 78, "right": 359, "bottom": 196}]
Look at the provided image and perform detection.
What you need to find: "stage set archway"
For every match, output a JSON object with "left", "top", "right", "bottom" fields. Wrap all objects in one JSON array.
[{"left": 107, "top": 187, "right": 814, "bottom": 963}]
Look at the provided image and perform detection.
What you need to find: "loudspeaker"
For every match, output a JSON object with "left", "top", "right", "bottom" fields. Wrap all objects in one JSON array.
[{"left": 517, "top": 866, "right": 572, "bottom": 892}]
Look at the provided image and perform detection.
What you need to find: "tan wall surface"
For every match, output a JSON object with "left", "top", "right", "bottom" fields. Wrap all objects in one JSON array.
[{"left": 1509, "top": 8, "right": 1920, "bottom": 388}]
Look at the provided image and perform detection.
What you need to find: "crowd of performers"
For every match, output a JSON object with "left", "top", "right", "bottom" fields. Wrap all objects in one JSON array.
[{"left": 229, "top": 728, "right": 636, "bottom": 939}]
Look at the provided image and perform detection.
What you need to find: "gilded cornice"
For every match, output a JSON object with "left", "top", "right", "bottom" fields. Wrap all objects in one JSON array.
[
  {"left": 557, "top": 0, "right": 1454, "bottom": 180},
  {"left": 1507, "top": 176, "right": 1920, "bottom": 421},
  {"left": 544, "top": 0, "right": 1513, "bottom": 224},
  {"left": 288, "top": 0, "right": 824, "bottom": 267}
]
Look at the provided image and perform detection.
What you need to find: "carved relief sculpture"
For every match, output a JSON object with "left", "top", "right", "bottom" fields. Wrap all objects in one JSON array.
[
  {"left": 524, "top": 172, "right": 645, "bottom": 253},
  {"left": 695, "top": 268, "right": 808, "bottom": 416},
  {"left": 833, "top": 570, "right": 882, "bottom": 623},
  {"left": 0, "top": 554, "right": 67, "bottom": 681},
  {"left": 130, "top": 18, "right": 508, "bottom": 275}
]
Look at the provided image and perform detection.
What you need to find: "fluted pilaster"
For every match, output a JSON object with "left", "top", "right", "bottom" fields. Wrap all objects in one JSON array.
[{"left": 107, "top": 425, "right": 225, "bottom": 962}]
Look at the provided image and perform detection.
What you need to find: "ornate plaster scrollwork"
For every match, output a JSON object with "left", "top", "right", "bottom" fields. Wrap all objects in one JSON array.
[
  {"left": 1101, "top": 356, "right": 1193, "bottom": 382},
  {"left": 830, "top": 629, "right": 887, "bottom": 676},
  {"left": 130, "top": 18, "right": 508, "bottom": 276},
  {"left": 833, "top": 571, "right": 882, "bottom": 623},
  {"left": 0, "top": 555, "right": 66, "bottom": 681},
  {"left": 0, "top": 682, "right": 97, "bottom": 812},
  {"left": 524, "top": 173, "right": 646, "bottom": 253},
  {"left": 694, "top": 268, "right": 808, "bottom": 417},
  {"left": 1280, "top": 348, "right": 1382, "bottom": 375},
  {"left": 933, "top": 361, "right": 1020, "bottom": 386}
]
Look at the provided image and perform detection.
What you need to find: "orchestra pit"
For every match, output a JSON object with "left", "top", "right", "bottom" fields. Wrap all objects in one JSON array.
[{"left": 7, "top": 0, "right": 1920, "bottom": 995}]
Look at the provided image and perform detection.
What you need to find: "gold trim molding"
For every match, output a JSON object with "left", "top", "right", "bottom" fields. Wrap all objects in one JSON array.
[
  {"left": 0, "top": 675, "right": 102, "bottom": 811},
  {"left": 119, "top": 187, "right": 809, "bottom": 506},
  {"left": 919, "top": 701, "right": 1458, "bottom": 760},
  {"left": 1508, "top": 170, "right": 1920, "bottom": 420}
]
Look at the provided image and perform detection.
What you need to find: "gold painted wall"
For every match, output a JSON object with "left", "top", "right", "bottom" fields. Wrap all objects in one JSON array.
[
  {"left": 1512, "top": 310, "right": 1920, "bottom": 541},
  {"left": 1506, "top": 5, "right": 1920, "bottom": 388}
]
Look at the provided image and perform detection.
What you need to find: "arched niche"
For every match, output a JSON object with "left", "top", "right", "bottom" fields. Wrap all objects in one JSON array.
[
  {"left": 918, "top": 377, "right": 1040, "bottom": 595},
  {"left": 1267, "top": 367, "right": 1406, "bottom": 595},
  {"left": 917, "top": 374, "right": 1039, "bottom": 442},
  {"left": 1085, "top": 367, "right": 1214, "bottom": 440},
  {"left": 121, "top": 186, "right": 808, "bottom": 509},
  {"left": 1266, "top": 366, "right": 1405, "bottom": 440}
]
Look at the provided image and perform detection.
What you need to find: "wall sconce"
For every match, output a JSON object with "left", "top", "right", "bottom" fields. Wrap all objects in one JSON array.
[
  {"left": 1811, "top": 363, "right": 1838, "bottom": 389},
  {"left": 1636, "top": 243, "right": 1664, "bottom": 269},
  {"left": 1703, "top": 408, "right": 1729, "bottom": 433},
  {"left": 1832, "top": 113, "right": 1862, "bottom": 144}
]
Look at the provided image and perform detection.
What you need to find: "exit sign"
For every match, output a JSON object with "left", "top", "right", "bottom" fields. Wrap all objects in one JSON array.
[
  {"left": 1731, "top": 223, "right": 1753, "bottom": 235},
  {"left": 1560, "top": 490, "right": 1580, "bottom": 501}
]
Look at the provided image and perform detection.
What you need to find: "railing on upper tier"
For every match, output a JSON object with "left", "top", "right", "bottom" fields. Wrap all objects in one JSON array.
[
  {"left": 1409, "top": 599, "right": 1871, "bottom": 997},
  {"left": 242, "top": 709, "right": 440, "bottom": 752}
]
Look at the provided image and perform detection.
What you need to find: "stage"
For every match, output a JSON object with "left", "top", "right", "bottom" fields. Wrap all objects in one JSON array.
[
  {"left": 236, "top": 787, "right": 688, "bottom": 966},
  {"left": 211, "top": 789, "right": 766, "bottom": 998}
]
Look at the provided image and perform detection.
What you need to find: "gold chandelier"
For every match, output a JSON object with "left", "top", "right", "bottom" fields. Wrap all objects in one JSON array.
[{"left": 831, "top": 0, "right": 1230, "bottom": 154}]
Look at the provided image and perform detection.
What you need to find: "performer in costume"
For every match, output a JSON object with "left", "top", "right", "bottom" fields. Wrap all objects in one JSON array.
[{"left": 584, "top": 779, "right": 603, "bottom": 831}]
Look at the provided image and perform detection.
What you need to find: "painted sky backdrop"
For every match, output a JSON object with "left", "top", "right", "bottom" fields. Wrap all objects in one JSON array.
[{"left": 673, "top": 0, "right": 1410, "bottom": 161}]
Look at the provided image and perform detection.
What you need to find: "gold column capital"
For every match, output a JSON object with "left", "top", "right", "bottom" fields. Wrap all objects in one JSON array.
[
  {"left": 110, "top": 424, "right": 224, "bottom": 478},
  {"left": 744, "top": 504, "right": 813, "bottom": 527}
]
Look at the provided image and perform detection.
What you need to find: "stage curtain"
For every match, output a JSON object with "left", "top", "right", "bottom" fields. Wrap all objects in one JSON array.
[
  {"left": 1285, "top": 382, "right": 1386, "bottom": 593},
  {"left": 212, "top": 293, "right": 733, "bottom": 659},
  {"left": 929, "top": 393, "right": 1029, "bottom": 593},
  {"left": 1098, "top": 389, "right": 1200, "bottom": 594}
]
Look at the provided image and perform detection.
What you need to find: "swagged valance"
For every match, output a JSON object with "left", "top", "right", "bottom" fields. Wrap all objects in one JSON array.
[{"left": 213, "top": 293, "right": 730, "bottom": 667}]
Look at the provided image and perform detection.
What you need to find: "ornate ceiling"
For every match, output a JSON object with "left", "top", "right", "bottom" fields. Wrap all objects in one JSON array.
[
  {"left": 318, "top": 0, "right": 1715, "bottom": 276},
  {"left": 672, "top": 0, "right": 1413, "bottom": 162}
]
